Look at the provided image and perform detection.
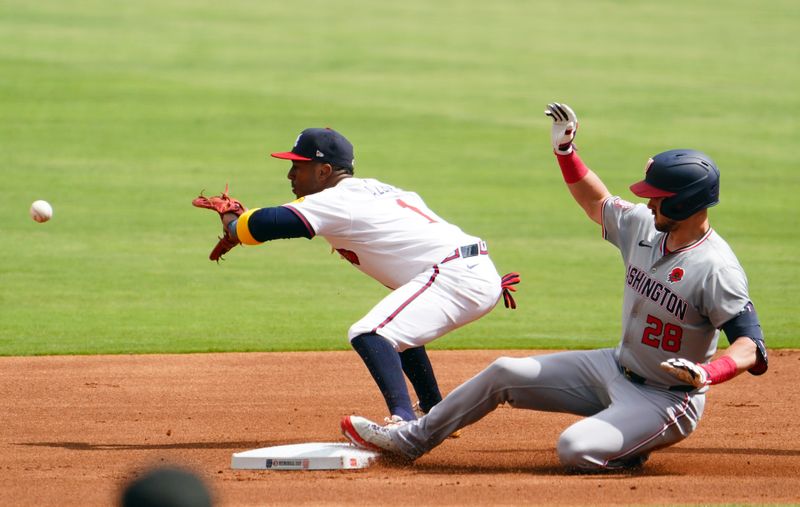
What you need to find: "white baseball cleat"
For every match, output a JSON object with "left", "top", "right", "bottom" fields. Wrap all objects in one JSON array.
[{"left": 341, "top": 415, "right": 403, "bottom": 453}]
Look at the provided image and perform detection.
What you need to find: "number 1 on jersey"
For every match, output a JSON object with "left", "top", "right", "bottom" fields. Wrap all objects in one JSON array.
[{"left": 396, "top": 199, "right": 437, "bottom": 223}]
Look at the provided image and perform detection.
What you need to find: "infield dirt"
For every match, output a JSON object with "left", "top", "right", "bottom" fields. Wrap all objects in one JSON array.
[{"left": 1, "top": 350, "right": 799, "bottom": 506}]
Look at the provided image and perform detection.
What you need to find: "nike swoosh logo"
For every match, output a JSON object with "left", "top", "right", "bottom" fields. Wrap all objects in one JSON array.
[
  {"left": 638, "top": 240, "right": 652, "bottom": 248},
  {"left": 467, "top": 263, "right": 479, "bottom": 269}
]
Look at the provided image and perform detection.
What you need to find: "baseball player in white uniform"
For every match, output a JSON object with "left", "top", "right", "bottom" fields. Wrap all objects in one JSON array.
[
  {"left": 222, "top": 128, "right": 520, "bottom": 424},
  {"left": 341, "top": 104, "right": 768, "bottom": 471}
]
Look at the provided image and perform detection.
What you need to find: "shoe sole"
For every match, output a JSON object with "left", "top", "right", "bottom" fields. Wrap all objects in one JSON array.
[{"left": 340, "top": 416, "right": 382, "bottom": 452}]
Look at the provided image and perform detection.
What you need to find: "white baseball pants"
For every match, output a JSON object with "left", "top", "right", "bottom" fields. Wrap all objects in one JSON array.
[{"left": 348, "top": 251, "right": 502, "bottom": 352}]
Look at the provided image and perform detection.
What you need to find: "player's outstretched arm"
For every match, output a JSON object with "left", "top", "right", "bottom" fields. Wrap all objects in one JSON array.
[
  {"left": 545, "top": 103, "right": 611, "bottom": 225},
  {"left": 224, "top": 206, "right": 313, "bottom": 245}
]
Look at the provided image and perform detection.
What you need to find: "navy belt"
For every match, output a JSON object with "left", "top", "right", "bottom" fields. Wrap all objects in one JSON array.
[
  {"left": 621, "top": 366, "right": 695, "bottom": 393},
  {"left": 442, "top": 241, "right": 488, "bottom": 263}
]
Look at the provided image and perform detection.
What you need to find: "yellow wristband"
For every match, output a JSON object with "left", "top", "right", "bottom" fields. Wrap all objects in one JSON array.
[{"left": 235, "top": 208, "right": 262, "bottom": 245}]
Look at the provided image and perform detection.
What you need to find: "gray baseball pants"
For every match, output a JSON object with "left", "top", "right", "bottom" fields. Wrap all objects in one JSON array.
[{"left": 390, "top": 348, "right": 705, "bottom": 470}]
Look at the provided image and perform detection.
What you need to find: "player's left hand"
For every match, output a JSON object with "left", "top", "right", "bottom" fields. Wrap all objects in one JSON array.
[
  {"left": 544, "top": 102, "right": 578, "bottom": 155},
  {"left": 192, "top": 184, "right": 247, "bottom": 262},
  {"left": 659, "top": 358, "right": 709, "bottom": 388}
]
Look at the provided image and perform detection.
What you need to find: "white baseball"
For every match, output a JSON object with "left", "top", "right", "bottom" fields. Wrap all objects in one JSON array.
[{"left": 30, "top": 200, "right": 53, "bottom": 223}]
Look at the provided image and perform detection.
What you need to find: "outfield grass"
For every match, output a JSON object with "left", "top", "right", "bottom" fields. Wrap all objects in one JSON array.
[{"left": 1, "top": 0, "right": 798, "bottom": 355}]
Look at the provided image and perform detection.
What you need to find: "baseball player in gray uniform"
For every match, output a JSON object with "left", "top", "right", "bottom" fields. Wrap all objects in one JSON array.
[{"left": 340, "top": 103, "right": 768, "bottom": 471}]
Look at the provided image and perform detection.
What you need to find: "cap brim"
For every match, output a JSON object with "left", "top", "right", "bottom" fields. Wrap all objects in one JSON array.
[
  {"left": 271, "top": 151, "right": 312, "bottom": 161},
  {"left": 629, "top": 180, "right": 677, "bottom": 198}
]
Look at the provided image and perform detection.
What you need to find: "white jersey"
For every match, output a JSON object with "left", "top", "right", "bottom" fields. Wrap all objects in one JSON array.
[
  {"left": 602, "top": 197, "right": 751, "bottom": 387},
  {"left": 283, "top": 178, "right": 481, "bottom": 289}
]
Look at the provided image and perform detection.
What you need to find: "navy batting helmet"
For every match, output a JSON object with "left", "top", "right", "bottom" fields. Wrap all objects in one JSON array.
[{"left": 629, "top": 149, "right": 720, "bottom": 221}]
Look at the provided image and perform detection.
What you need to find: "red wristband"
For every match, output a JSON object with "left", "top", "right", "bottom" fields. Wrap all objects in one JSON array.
[
  {"left": 555, "top": 151, "right": 589, "bottom": 184},
  {"left": 701, "top": 355, "right": 738, "bottom": 385}
]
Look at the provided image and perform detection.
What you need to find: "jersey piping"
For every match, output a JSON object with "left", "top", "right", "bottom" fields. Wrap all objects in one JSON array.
[
  {"left": 600, "top": 195, "right": 614, "bottom": 240},
  {"left": 282, "top": 204, "right": 316, "bottom": 238},
  {"left": 603, "top": 391, "right": 691, "bottom": 468},
  {"left": 371, "top": 266, "right": 440, "bottom": 333},
  {"left": 661, "top": 228, "right": 714, "bottom": 256}
]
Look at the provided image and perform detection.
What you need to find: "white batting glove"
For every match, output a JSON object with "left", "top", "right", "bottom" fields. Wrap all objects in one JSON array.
[
  {"left": 659, "top": 358, "right": 709, "bottom": 388},
  {"left": 544, "top": 102, "right": 578, "bottom": 155}
]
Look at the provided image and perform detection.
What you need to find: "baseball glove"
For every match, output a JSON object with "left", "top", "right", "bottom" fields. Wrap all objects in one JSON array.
[{"left": 192, "top": 184, "right": 246, "bottom": 262}]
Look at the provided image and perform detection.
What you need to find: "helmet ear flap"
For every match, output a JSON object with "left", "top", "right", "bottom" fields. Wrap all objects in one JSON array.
[{"left": 659, "top": 171, "right": 720, "bottom": 220}]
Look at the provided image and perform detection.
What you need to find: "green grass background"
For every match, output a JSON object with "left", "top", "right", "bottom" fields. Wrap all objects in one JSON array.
[{"left": 1, "top": 0, "right": 797, "bottom": 355}]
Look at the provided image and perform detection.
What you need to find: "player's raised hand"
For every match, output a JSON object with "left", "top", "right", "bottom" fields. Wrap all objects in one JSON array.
[
  {"left": 544, "top": 102, "right": 578, "bottom": 155},
  {"left": 659, "top": 358, "right": 709, "bottom": 388}
]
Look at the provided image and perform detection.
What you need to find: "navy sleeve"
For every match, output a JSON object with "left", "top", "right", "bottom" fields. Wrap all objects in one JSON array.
[
  {"left": 247, "top": 206, "right": 313, "bottom": 241},
  {"left": 721, "top": 302, "right": 768, "bottom": 375}
]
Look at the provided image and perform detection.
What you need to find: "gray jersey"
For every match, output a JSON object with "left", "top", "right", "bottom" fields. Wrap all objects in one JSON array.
[
  {"left": 359, "top": 170, "right": 758, "bottom": 472},
  {"left": 372, "top": 197, "right": 756, "bottom": 471},
  {"left": 602, "top": 197, "right": 751, "bottom": 387}
]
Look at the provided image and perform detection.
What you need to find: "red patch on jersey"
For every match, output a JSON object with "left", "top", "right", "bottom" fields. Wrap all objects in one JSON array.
[
  {"left": 336, "top": 248, "right": 360, "bottom": 265},
  {"left": 668, "top": 267, "right": 684, "bottom": 283}
]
